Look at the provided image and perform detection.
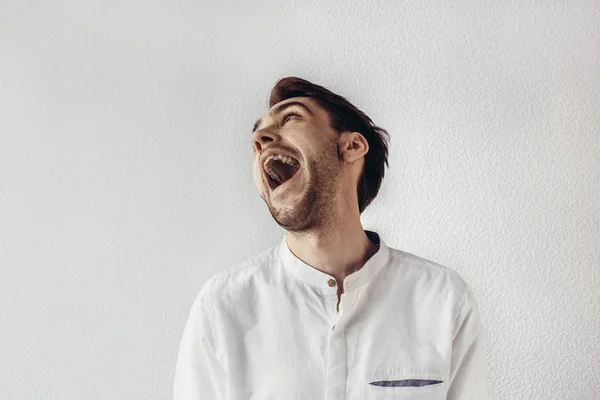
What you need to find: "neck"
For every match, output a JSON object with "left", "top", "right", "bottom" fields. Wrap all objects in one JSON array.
[{"left": 285, "top": 212, "right": 378, "bottom": 283}]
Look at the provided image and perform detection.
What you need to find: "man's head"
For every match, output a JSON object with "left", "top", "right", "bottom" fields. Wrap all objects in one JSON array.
[{"left": 251, "top": 77, "right": 390, "bottom": 232}]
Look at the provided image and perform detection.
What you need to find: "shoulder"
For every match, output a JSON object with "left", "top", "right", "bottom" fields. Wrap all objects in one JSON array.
[
  {"left": 196, "top": 244, "right": 279, "bottom": 305},
  {"left": 386, "top": 246, "right": 474, "bottom": 304},
  {"left": 384, "top": 246, "right": 480, "bottom": 333}
]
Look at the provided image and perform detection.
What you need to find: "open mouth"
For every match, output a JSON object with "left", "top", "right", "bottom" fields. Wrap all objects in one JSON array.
[{"left": 263, "top": 154, "right": 301, "bottom": 191}]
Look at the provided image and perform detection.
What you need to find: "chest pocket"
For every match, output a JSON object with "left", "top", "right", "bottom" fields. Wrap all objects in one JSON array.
[{"left": 365, "top": 366, "right": 445, "bottom": 399}]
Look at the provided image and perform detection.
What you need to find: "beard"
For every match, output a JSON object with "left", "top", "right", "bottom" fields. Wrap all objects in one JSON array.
[{"left": 264, "top": 139, "right": 342, "bottom": 232}]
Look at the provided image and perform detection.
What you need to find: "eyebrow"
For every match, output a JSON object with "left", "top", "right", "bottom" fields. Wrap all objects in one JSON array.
[{"left": 252, "top": 101, "right": 314, "bottom": 132}]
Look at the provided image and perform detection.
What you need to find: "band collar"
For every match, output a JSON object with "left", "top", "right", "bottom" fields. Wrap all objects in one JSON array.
[{"left": 278, "top": 230, "right": 390, "bottom": 293}]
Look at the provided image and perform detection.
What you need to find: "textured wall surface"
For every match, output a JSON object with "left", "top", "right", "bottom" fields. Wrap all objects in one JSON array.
[{"left": 1, "top": 1, "right": 599, "bottom": 399}]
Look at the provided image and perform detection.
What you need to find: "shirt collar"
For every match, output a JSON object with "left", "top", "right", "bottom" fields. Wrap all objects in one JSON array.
[{"left": 278, "top": 230, "right": 390, "bottom": 292}]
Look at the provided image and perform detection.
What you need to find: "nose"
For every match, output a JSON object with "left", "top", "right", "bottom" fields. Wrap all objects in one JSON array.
[{"left": 252, "top": 128, "right": 280, "bottom": 153}]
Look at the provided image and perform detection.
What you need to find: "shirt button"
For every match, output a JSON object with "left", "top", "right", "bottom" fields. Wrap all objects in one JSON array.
[{"left": 327, "top": 279, "right": 336, "bottom": 287}]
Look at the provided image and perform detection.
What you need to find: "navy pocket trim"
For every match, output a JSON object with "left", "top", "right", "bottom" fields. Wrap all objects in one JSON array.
[{"left": 369, "top": 379, "right": 443, "bottom": 387}]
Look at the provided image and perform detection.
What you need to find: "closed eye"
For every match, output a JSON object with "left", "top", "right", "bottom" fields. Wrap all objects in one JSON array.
[{"left": 281, "top": 111, "right": 301, "bottom": 124}]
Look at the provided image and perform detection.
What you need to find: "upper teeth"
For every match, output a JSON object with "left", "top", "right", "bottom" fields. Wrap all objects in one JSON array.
[
  {"left": 263, "top": 154, "right": 298, "bottom": 168},
  {"left": 263, "top": 154, "right": 299, "bottom": 184}
]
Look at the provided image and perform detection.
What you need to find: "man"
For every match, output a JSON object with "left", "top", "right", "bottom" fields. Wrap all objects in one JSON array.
[{"left": 174, "top": 77, "right": 489, "bottom": 399}]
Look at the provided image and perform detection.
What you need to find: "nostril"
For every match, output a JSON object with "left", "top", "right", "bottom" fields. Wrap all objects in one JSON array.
[{"left": 253, "top": 136, "right": 274, "bottom": 153}]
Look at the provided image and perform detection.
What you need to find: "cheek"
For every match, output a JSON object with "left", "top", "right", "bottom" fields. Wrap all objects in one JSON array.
[{"left": 252, "top": 162, "right": 262, "bottom": 189}]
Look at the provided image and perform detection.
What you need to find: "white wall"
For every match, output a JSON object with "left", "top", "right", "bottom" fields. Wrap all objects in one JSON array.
[{"left": 1, "top": 1, "right": 599, "bottom": 399}]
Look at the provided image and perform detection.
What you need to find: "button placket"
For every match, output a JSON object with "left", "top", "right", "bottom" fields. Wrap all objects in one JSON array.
[{"left": 326, "top": 313, "right": 348, "bottom": 400}]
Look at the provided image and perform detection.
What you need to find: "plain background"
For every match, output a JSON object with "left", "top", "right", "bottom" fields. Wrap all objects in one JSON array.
[{"left": 1, "top": 1, "right": 599, "bottom": 399}]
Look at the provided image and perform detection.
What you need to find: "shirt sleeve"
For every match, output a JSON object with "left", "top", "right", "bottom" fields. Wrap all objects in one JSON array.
[
  {"left": 446, "top": 289, "right": 490, "bottom": 400},
  {"left": 173, "top": 287, "right": 227, "bottom": 400}
]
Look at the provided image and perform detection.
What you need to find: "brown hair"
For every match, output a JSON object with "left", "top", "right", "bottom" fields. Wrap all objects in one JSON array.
[{"left": 269, "top": 77, "right": 390, "bottom": 214}]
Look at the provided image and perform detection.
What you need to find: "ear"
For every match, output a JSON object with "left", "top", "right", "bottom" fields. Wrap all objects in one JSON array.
[{"left": 340, "top": 132, "right": 369, "bottom": 162}]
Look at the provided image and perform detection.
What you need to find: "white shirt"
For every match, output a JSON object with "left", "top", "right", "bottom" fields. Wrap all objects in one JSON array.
[{"left": 174, "top": 230, "right": 489, "bottom": 399}]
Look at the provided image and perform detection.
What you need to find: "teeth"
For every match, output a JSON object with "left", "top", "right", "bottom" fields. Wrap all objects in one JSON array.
[
  {"left": 263, "top": 154, "right": 299, "bottom": 169},
  {"left": 262, "top": 153, "right": 300, "bottom": 188},
  {"left": 265, "top": 167, "right": 282, "bottom": 182}
]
